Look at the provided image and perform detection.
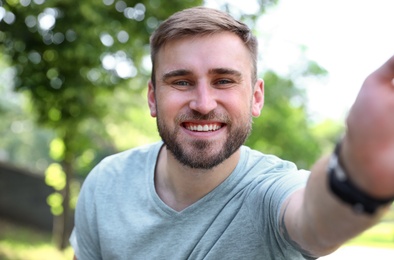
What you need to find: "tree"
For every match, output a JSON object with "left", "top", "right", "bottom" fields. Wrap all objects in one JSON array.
[{"left": 0, "top": 0, "right": 203, "bottom": 249}]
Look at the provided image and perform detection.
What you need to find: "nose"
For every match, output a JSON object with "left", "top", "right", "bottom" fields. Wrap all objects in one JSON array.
[{"left": 189, "top": 82, "right": 217, "bottom": 115}]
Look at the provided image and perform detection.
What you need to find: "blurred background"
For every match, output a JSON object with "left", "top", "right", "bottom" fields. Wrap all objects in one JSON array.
[{"left": 0, "top": 0, "right": 393, "bottom": 259}]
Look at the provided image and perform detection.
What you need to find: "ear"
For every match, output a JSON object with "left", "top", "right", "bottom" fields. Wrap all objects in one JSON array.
[
  {"left": 147, "top": 80, "right": 157, "bottom": 117},
  {"left": 252, "top": 79, "right": 264, "bottom": 117}
]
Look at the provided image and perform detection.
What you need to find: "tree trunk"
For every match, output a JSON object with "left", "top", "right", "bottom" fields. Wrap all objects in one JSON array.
[{"left": 52, "top": 140, "right": 74, "bottom": 250}]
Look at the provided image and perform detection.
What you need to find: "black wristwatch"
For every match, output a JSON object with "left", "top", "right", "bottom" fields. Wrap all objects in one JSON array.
[{"left": 328, "top": 141, "right": 394, "bottom": 214}]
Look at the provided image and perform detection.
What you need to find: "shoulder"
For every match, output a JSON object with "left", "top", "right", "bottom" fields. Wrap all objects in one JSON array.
[
  {"left": 240, "top": 146, "right": 310, "bottom": 201},
  {"left": 81, "top": 141, "right": 163, "bottom": 191},
  {"left": 241, "top": 146, "right": 300, "bottom": 174},
  {"left": 92, "top": 141, "right": 163, "bottom": 176},
  {"left": 101, "top": 141, "right": 163, "bottom": 167}
]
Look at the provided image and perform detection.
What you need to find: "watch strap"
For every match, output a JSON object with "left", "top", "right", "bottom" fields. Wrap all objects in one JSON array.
[{"left": 328, "top": 141, "right": 394, "bottom": 214}]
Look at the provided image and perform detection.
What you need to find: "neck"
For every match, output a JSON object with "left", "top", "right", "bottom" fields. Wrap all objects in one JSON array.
[{"left": 154, "top": 146, "right": 240, "bottom": 212}]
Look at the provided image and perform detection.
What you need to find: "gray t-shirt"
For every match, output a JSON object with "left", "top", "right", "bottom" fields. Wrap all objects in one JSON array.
[{"left": 70, "top": 142, "right": 311, "bottom": 259}]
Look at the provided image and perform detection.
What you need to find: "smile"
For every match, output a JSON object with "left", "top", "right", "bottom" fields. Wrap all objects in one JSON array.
[{"left": 183, "top": 123, "right": 223, "bottom": 132}]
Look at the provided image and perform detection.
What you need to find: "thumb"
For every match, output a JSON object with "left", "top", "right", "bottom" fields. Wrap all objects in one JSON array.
[{"left": 373, "top": 55, "right": 394, "bottom": 81}]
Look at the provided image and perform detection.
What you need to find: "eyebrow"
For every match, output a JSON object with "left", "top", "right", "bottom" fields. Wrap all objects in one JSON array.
[
  {"left": 162, "top": 69, "right": 192, "bottom": 82},
  {"left": 162, "top": 68, "right": 242, "bottom": 82},
  {"left": 208, "top": 68, "right": 242, "bottom": 78}
]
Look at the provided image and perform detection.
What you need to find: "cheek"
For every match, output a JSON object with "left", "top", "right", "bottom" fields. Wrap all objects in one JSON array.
[
  {"left": 219, "top": 103, "right": 250, "bottom": 128},
  {"left": 155, "top": 93, "right": 185, "bottom": 120},
  {"left": 229, "top": 93, "right": 253, "bottom": 114}
]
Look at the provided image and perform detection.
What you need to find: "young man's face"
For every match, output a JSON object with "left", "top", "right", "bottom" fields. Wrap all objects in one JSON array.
[{"left": 148, "top": 32, "right": 264, "bottom": 169}]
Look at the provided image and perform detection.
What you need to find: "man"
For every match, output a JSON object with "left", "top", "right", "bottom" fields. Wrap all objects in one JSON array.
[{"left": 70, "top": 6, "right": 394, "bottom": 259}]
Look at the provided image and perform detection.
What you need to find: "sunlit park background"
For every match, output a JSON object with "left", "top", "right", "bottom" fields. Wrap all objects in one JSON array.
[{"left": 0, "top": 0, "right": 393, "bottom": 259}]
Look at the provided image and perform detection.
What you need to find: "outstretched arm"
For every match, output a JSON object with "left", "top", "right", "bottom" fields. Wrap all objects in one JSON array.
[{"left": 282, "top": 55, "right": 394, "bottom": 258}]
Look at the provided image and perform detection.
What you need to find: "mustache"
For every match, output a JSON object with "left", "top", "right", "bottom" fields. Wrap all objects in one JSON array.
[{"left": 176, "top": 110, "right": 231, "bottom": 123}]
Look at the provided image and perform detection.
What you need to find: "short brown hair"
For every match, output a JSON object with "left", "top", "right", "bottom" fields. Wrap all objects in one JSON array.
[{"left": 149, "top": 6, "right": 258, "bottom": 86}]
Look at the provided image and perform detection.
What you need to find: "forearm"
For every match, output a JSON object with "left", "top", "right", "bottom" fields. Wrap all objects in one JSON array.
[
  {"left": 307, "top": 155, "right": 387, "bottom": 252},
  {"left": 286, "top": 153, "right": 389, "bottom": 257}
]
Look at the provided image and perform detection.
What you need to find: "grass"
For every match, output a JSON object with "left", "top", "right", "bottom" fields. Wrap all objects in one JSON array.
[
  {"left": 0, "top": 211, "right": 393, "bottom": 259},
  {"left": 347, "top": 221, "right": 394, "bottom": 249},
  {"left": 346, "top": 206, "right": 394, "bottom": 249},
  {"left": 0, "top": 218, "right": 73, "bottom": 260}
]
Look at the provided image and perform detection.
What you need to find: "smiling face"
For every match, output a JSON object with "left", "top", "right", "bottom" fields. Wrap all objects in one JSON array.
[{"left": 148, "top": 32, "right": 264, "bottom": 169}]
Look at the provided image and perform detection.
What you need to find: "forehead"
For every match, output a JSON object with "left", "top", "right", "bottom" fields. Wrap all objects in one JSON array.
[{"left": 155, "top": 32, "right": 253, "bottom": 78}]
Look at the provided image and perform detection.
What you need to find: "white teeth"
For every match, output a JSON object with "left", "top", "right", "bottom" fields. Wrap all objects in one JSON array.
[{"left": 188, "top": 124, "right": 221, "bottom": 132}]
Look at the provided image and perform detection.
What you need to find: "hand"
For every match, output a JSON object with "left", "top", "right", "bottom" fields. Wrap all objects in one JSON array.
[{"left": 342, "top": 55, "right": 394, "bottom": 199}]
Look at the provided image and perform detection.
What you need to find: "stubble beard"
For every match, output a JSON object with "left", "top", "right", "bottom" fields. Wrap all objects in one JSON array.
[{"left": 156, "top": 110, "right": 252, "bottom": 170}]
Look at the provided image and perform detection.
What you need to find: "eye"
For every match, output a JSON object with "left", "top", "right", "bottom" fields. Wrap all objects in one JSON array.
[
  {"left": 216, "top": 79, "right": 232, "bottom": 84},
  {"left": 214, "top": 78, "right": 235, "bottom": 88},
  {"left": 173, "top": 80, "right": 190, "bottom": 86},
  {"left": 171, "top": 80, "right": 194, "bottom": 90}
]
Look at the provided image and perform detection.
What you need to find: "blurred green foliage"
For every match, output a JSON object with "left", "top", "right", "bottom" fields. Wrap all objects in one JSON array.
[
  {"left": 0, "top": 53, "right": 54, "bottom": 171},
  {"left": 0, "top": 218, "right": 74, "bottom": 260}
]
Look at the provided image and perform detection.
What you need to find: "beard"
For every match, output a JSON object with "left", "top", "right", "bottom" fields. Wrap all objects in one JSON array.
[{"left": 156, "top": 110, "right": 252, "bottom": 170}]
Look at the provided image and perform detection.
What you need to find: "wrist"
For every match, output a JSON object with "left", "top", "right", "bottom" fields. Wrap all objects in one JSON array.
[{"left": 327, "top": 139, "right": 394, "bottom": 214}]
